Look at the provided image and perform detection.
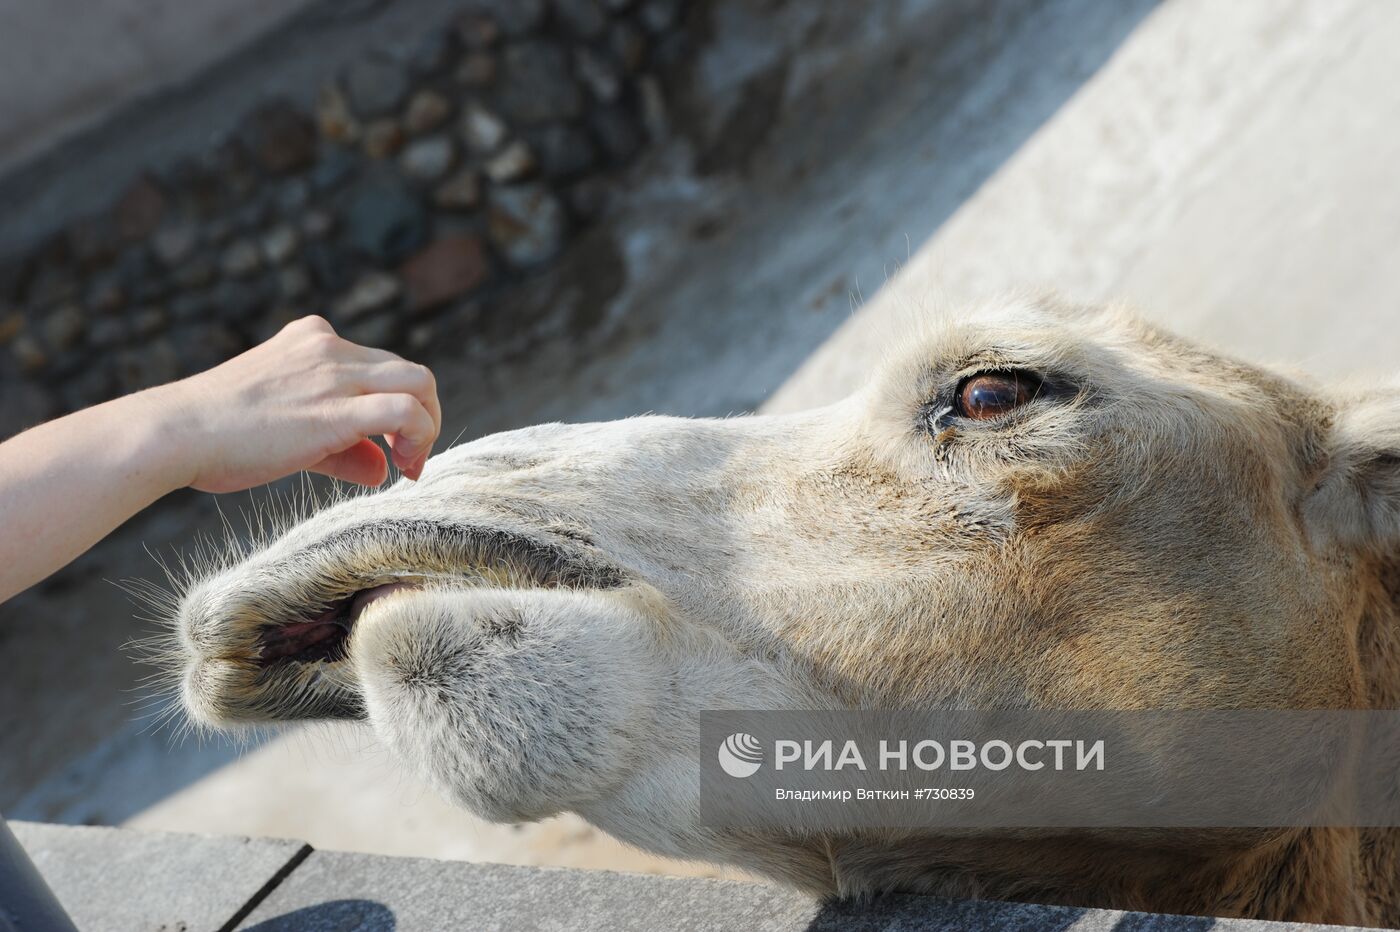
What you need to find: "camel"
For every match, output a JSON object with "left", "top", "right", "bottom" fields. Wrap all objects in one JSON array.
[{"left": 164, "top": 297, "right": 1400, "bottom": 926}]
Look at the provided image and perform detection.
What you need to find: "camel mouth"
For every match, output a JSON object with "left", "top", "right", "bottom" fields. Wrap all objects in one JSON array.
[
  {"left": 178, "top": 519, "right": 633, "bottom": 725},
  {"left": 245, "top": 521, "right": 629, "bottom": 664},
  {"left": 254, "top": 582, "right": 416, "bottom": 669}
]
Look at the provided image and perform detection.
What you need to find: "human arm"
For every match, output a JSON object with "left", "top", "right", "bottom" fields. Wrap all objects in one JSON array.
[{"left": 0, "top": 316, "right": 441, "bottom": 603}]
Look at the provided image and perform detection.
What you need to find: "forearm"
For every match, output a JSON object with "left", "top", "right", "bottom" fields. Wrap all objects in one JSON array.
[
  {"left": 0, "top": 316, "right": 441, "bottom": 605},
  {"left": 0, "top": 387, "right": 190, "bottom": 603}
]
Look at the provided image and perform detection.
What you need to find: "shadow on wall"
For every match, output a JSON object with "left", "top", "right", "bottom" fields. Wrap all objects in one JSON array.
[
  {"left": 243, "top": 899, "right": 396, "bottom": 931},
  {"left": 239, "top": 897, "right": 1224, "bottom": 931},
  {"left": 802, "top": 896, "right": 1220, "bottom": 931}
]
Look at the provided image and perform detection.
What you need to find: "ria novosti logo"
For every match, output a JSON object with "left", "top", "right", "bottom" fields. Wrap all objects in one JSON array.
[
  {"left": 715, "top": 733, "right": 1109, "bottom": 779},
  {"left": 717, "top": 732, "right": 763, "bottom": 778}
]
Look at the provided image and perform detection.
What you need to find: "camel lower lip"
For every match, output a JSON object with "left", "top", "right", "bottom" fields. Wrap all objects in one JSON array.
[{"left": 256, "top": 583, "right": 418, "bottom": 666}]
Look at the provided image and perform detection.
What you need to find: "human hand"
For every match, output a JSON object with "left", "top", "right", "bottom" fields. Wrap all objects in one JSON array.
[{"left": 150, "top": 316, "right": 442, "bottom": 493}]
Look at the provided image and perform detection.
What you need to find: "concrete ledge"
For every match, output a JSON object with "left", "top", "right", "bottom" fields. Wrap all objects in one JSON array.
[
  {"left": 9, "top": 821, "right": 1372, "bottom": 932},
  {"left": 10, "top": 821, "right": 309, "bottom": 932}
]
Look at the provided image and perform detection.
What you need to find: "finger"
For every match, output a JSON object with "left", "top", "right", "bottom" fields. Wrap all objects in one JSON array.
[
  {"left": 308, "top": 439, "right": 389, "bottom": 487},
  {"left": 354, "top": 361, "right": 442, "bottom": 442},
  {"left": 354, "top": 362, "right": 441, "bottom": 479},
  {"left": 340, "top": 394, "right": 437, "bottom": 479},
  {"left": 385, "top": 432, "right": 429, "bottom": 479}
]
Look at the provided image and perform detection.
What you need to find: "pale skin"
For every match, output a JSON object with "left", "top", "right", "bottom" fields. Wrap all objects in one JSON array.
[{"left": 0, "top": 315, "right": 442, "bottom": 604}]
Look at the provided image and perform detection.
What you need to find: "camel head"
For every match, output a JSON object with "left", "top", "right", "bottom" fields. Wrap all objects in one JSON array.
[{"left": 167, "top": 297, "right": 1400, "bottom": 924}]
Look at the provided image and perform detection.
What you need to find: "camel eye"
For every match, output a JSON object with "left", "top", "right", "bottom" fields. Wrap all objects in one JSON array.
[{"left": 955, "top": 371, "right": 1037, "bottom": 421}]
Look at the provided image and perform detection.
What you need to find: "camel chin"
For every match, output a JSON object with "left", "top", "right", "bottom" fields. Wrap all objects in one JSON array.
[{"left": 168, "top": 296, "right": 1400, "bottom": 927}]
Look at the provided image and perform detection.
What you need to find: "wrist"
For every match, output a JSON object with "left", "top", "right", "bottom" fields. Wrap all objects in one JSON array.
[{"left": 121, "top": 381, "right": 208, "bottom": 493}]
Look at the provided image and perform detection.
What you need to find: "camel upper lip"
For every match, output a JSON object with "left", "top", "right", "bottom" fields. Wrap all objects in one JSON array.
[
  {"left": 247, "top": 520, "right": 628, "bottom": 668},
  {"left": 298, "top": 519, "right": 628, "bottom": 591}
]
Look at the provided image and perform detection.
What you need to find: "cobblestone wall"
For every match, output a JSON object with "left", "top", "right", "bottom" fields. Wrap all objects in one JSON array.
[{"left": 0, "top": 0, "right": 689, "bottom": 432}]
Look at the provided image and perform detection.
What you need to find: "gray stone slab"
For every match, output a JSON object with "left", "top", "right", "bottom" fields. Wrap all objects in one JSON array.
[
  {"left": 236, "top": 848, "right": 1359, "bottom": 932},
  {"left": 10, "top": 821, "right": 309, "bottom": 932}
]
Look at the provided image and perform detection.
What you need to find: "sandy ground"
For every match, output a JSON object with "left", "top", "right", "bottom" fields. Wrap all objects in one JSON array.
[{"left": 130, "top": 726, "right": 742, "bottom": 879}]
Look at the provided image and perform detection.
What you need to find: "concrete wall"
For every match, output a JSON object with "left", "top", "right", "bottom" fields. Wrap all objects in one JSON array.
[
  {"left": 0, "top": 0, "right": 311, "bottom": 174},
  {"left": 768, "top": 0, "right": 1400, "bottom": 411}
]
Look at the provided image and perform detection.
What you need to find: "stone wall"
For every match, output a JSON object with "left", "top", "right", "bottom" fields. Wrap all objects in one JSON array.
[{"left": 0, "top": 0, "right": 690, "bottom": 434}]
